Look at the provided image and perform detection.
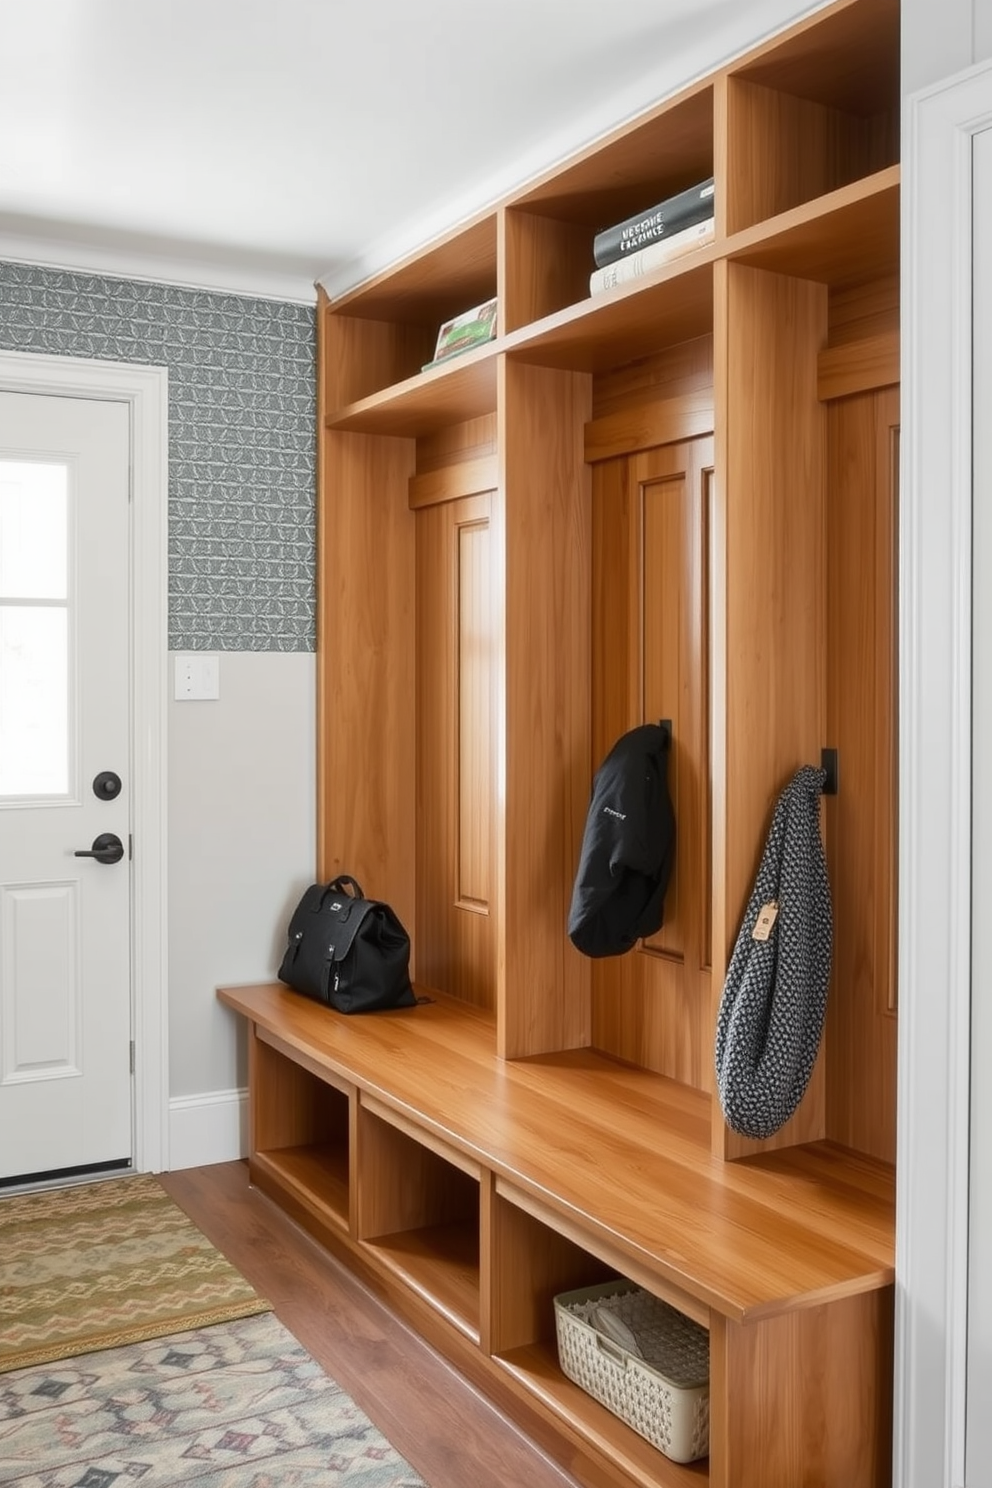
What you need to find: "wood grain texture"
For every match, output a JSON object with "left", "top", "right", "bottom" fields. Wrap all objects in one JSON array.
[
  {"left": 322, "top": 308, "right": 436, "bottom": 412},
  {"left": 817, "top": 329, "right": 899, "bottom": 400},
  {"left": 713, "top": 260, "right": 829, "bottom": 1159},
  {"left": 329, "top": 212, "right": 497, "bottom": 325},
  {"left": 503, "top": 208, "right": 592, "bottom": 331},
  {"left": 317, "top": 430, "right": 417, "bottom": 951},
  {"left": 219, "top": 983, "right": 896, "bottom": 1326},
  {"left": 510, "top": 83, "right": 713, "bottom": 228},
  {"left": 824, "top": 385, "right": 899, "bottom": 1161},
  {"left": 584, "top": 390, "right": 714, "bottom": 464},
  {"left": 498, "top": 359, "right": 592, "bottom": 1057},
  {"left": 725, "top": 166, "right": 900, "bottom": 285},
  {"left": 591, "top": 337, "right": 714, "bottom": 421},
  {"left": 728, "top": 0, "right": 899, "bottom": 124},
  {"left": 408, "top": 452, "right": 498, "bottom": 509},
  {"left": 589, "top": 437, "right": 714, "bottom": 1088},
  {"left": 724, "top": 76, "right": 883, "bottom": 233},
  {"left": 709, "top": 1287, "right": 893, "bottom": 1488},
  {"left": 828, "top": 273, "right": 900, "bottom": 345},
  {"left": 416, "top": 491, "right": 496, "bottom": 1006}
]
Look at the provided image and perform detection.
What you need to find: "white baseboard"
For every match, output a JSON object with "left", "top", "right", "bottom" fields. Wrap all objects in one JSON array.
[{"left": 168, "top": 1088, "right": 247, "bottom": 1171}]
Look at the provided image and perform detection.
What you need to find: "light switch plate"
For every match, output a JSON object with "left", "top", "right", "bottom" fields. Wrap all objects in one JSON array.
[{"left": 174, "top": 653, "right": 220, "bottom": 700}]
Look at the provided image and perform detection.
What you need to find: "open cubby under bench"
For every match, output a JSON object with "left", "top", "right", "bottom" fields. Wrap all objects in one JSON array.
[{"left": 217, "top": 981, "right": 896, "bottom": 1488}]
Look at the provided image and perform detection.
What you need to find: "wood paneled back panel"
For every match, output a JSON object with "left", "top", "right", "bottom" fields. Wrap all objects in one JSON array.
[
  {"left": 416, "top": 492, "right": 497, "bottom": 1008},
  {"left": 589, "top": 436, "right": 714, "bottom": 1088},
  {"left": 712, "top": 260, "right": 828, "bottom": 1158},
  {"left": 825, "top": 385, "right": 899, "bottom": 1163}
]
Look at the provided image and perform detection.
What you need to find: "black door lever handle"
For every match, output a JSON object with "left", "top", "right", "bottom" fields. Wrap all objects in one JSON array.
[{"left": 74, "top": 832, "right": 125, "bottom": 865}]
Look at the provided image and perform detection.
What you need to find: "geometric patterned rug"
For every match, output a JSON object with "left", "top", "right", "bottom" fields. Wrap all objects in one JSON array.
[
  {"left": 0, "top": 1175, "right": 271, "bottom": 1375},
  {"left": 0, "top": 1310, "right": 427, "bottom": 1486}
]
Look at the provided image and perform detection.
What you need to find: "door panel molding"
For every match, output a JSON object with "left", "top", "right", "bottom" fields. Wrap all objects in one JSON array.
[{"left": 0, "top": 349, "right": 169, "bottom": 1174}]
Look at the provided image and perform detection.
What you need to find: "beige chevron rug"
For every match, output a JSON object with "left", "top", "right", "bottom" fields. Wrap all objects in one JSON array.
[{"left": 0, "top": 1173, "right": 271, "bottom": 1374}]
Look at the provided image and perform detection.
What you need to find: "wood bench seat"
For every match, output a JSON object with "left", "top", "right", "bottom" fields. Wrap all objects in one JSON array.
[{"left": 218, "top": 980, "right": 894, "bottom": 1325}]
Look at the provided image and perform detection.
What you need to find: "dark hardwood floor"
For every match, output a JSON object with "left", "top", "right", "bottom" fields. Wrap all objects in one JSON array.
[{"left": 160, "top": 1160, "right": 591, "bottom": 1488}]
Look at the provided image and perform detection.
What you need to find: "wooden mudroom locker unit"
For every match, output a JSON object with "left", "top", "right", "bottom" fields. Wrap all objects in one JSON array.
[{"left": 219, "top": 0, "right": 902, "bottom": 1482}]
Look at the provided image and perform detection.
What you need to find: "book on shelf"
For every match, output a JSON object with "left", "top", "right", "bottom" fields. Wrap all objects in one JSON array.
[
  {"left": 593, "top": 176, "right": 715, "bottom": 267},
  {"left": 589, "top": 214, "right": 715, "bottom": 296},
  {"left": 422, "top": 296, "right": 497, "bottom": 370}
]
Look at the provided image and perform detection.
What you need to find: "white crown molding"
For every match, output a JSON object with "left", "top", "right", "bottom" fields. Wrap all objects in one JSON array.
[
  {"left": 0, "top": 234, "right": 318, "bottom": 306},
  {"left": 896, "top": 53, "right": 992, "bottom": 1488}
]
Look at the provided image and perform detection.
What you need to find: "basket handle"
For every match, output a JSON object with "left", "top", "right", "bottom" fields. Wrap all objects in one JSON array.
[{"left": 594, "top": 1335, "right": 630, "bottom": 1368}]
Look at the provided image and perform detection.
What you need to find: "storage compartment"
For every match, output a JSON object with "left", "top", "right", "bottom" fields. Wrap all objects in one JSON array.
[
  {"left": 323, "top": 213, "right": 498, "bottom": 411},
  {"left": 489, "top": 1181, "right": 710, "bottom": 1487},
  {"left": 555, "top": 1279, "right": 710, "bottom": 1465},
  {"left": 356, "top": 1098, "right": 481, "bottom": 1340},
  {"left": 505, "top": 87, "right": 714, "bottom": 329},
  {"left": 724, "top": 0, "right": 899, "bottom": 233},
  {"left": 248, "top": 1025, "right": 353, "bottom": 1234}
]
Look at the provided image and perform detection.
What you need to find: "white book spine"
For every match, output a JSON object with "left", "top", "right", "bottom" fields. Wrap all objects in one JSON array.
[{"left": 589, "top": 216, "right": 715, "bottom": 295}]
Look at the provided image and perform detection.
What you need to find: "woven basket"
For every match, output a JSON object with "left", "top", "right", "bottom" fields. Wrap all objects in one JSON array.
[{"left": 554, "top": 1279, "right": 710, "bottom": 1464}]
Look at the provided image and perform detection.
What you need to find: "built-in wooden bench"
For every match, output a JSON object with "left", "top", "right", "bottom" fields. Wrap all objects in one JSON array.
[{"left": 218, "top": 981, "right": 896, "bottom": 1488}]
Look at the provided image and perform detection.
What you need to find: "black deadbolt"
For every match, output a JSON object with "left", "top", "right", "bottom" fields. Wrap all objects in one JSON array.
[{"left": 93, "top": 771, "right": 122, "bottom": 800}]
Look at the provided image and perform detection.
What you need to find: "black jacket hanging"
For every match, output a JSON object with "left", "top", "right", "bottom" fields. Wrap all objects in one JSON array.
[
  {"left": 567, "top": 722, "right": 675, "bottom": 959},
  {"left": 714, "top": 764, "right": 832, "bottom": 1139}
]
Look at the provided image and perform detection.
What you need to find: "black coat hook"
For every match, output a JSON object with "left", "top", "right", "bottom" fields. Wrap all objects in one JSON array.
[{"left": 820, "top": 748, "right": 839, "bottom": 795}]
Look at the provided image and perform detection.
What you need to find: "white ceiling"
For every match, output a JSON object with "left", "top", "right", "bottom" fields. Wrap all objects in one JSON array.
[{"left": 0, "top": 0, "right": 825, "bottom": 304}]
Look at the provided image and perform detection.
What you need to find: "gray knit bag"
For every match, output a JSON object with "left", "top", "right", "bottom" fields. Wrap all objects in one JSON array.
[{"left": 714, "top": 765, "right": 832, "bottom": 1139}]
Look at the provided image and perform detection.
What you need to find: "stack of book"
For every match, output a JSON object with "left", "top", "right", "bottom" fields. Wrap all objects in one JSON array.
[{"left": 590, "top": 176, "right": 715, "bottom": 296}]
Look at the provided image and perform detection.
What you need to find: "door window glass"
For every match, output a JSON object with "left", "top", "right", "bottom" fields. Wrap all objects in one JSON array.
[{"left": 0, "top": 461, "right": 71, "bottom": 798}]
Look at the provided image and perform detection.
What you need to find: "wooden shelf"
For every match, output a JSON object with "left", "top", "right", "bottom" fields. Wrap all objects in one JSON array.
[
  {"left": 324, "top": 346, "right": 497, "bottom": 436},
  {"left": 252, "top": 1145, "right": 349, "bottom": 1234},
  {"left": 362, "top": 1221, "right": 481, "bottom": 1340},
  {"left": 725, "top": 166, "right": 900, "bottom": 285},
  {"left": 329, "top": 213, "right": 497, "bottom": 325},
  {"left": 496, "top": 1342, "right": 708, "bottom": 1488}
]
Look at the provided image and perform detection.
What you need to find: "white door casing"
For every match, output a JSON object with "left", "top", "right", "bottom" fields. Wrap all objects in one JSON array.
[
  {"left": 0, "top": 391, "right": 131, "bottom": 1178},
  {"left": 0, "top": 350, "right": 168, "bottom": 1178},
  {"left": 966, "top": 120, "right": 992, "bottom": 1488},
  {"left": 898, "top": 55, "right": 992, "bottom": 1488}
]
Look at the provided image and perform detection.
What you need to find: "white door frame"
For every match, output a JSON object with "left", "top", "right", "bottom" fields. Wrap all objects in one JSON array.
[
  {"left": 897, "top": 56, "right": 992, "bottom": 1488},
  {"left": 0, "top": 348, "right": 169, "bottom": 1176}
]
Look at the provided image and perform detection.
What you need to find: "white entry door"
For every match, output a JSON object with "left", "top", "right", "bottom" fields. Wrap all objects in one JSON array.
[{"left": 0, "top": 390, "right": 132, "bottom": 1183}]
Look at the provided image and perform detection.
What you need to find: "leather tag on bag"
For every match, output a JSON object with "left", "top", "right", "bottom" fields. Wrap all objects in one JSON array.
[{"left": 752, "top": 901, "right": 779, "bottom": 942}]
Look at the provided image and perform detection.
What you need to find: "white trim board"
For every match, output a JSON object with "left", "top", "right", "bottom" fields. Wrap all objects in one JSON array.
[
  {"left": 0, "top": 349, "right": 170, "bottom": 1176},
  {"left": 168, "top": 1089, "right": 247, "bottom": 1172},
  {"left": 897, "top": 55, "right": 992, "bottom": 1488}
]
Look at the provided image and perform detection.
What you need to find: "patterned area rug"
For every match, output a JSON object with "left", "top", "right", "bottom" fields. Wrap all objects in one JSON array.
[
  {"left": 0, "top": 1310, "right": 426, "bottom": 1486},
  {"left": 0, "top": 1175, "right": 271, "bottom": 1374}
]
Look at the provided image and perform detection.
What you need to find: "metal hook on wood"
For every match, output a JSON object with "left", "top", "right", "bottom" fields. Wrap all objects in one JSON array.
[{"left": 820, "top": 748, "right": 839, "bottom": 795}]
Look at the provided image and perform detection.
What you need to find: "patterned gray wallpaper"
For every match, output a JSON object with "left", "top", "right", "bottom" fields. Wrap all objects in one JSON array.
[{"left": 0, "top": 261, "right": 315, "bottom": 652}]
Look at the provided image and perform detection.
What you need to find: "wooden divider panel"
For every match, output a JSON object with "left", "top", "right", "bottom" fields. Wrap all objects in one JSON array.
[
  {"left": 712, "top": 260, "right": 828, "bottom": 1158},
  {"left": 498, "top": 359, "right": 592, "bottom": 1059},
  {"left": 318, "top": 430, "right": 417, "bottom": 944}
]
